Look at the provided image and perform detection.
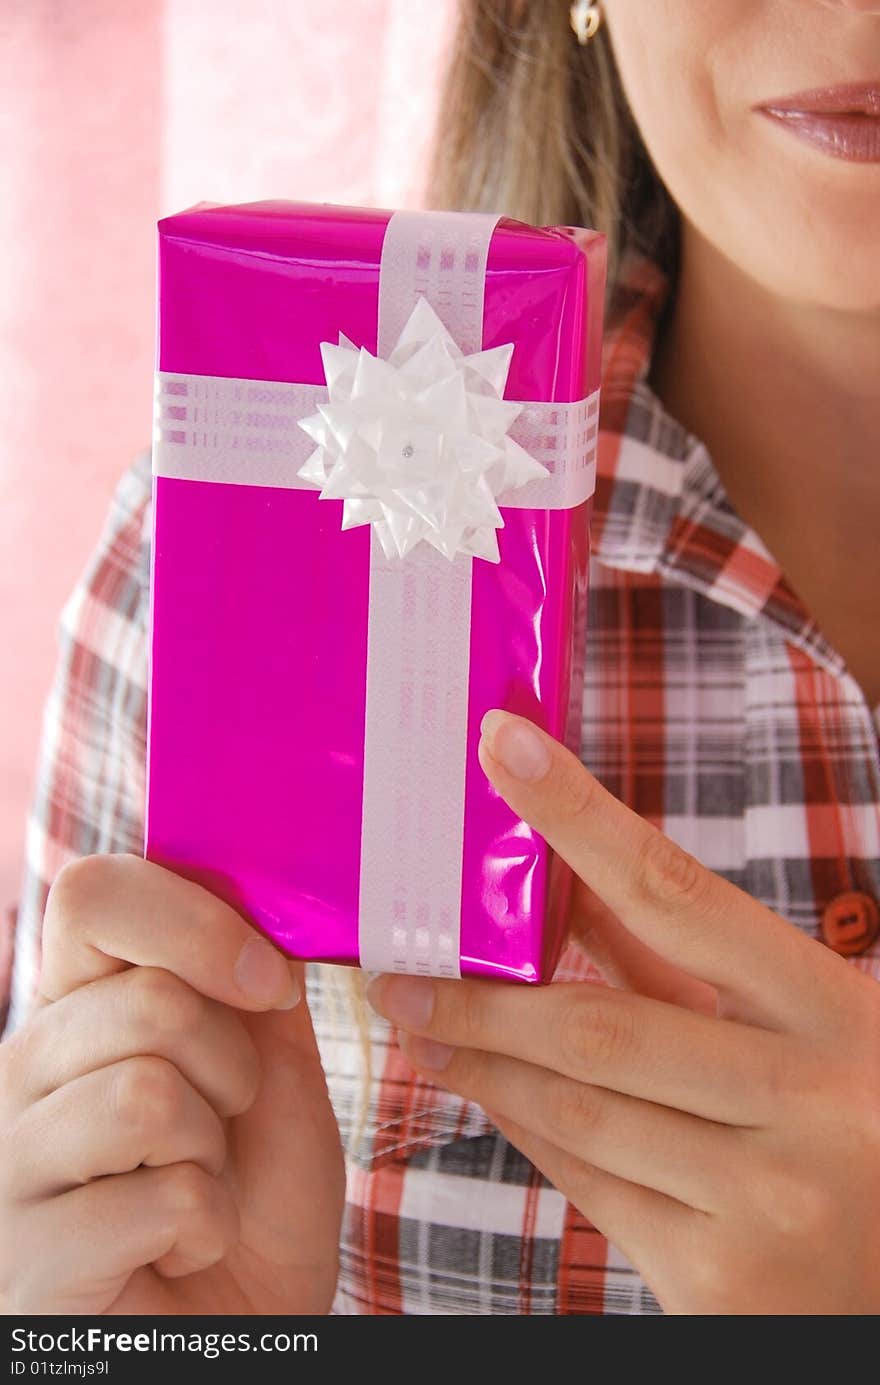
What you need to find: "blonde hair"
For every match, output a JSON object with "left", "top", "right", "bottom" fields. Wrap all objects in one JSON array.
[
  {"left": 329, "top": 0, "right": 680, "bottom": 1120},
  {"left": 426, "top": 0, "right": 680, "bottom": 305}
]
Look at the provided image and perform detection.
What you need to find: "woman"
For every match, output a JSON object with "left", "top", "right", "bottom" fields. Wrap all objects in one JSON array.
[{"left": 1, "top": 0, "right": 879, "bottom": 1315}]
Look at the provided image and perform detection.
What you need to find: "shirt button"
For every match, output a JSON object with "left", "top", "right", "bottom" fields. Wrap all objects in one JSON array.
[{"left": 821, "top": 891, "right": 880, "bottom": 957}]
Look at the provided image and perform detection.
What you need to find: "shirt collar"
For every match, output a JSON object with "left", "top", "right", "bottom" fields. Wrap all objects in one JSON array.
[{"left": 592, "top": 245, "right": 845, "bottom": 680}]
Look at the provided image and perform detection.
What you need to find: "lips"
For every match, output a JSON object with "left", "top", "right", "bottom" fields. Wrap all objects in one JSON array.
[
  {"left": 756, "top": 81, "right": 880, "bottom": 115},
  {"left": 753, "top": 80, "right": 880, "bottom": 162}
]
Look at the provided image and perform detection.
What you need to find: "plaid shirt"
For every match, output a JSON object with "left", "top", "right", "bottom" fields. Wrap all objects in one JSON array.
[{"left": 4, "top": 245, "right": 880, "bottom": 1315}]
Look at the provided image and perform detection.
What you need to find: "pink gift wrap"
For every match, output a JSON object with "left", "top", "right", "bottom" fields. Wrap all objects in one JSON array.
[{"left": 146, "top": 199, "right": 606, "bottom": 984}]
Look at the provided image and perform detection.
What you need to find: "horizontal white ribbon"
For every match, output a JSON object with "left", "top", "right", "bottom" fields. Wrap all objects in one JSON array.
[{"left": 153, "top": 371, "right": 599, "bottom": 512}]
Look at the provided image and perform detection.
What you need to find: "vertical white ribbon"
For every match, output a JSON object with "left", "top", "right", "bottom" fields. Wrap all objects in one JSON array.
[{"left": 356, "top": 211, "right": 502, "bottom": 977}]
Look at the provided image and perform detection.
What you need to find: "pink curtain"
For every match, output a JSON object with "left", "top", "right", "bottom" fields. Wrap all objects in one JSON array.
[{"left": 0, "top": 0, "right": 455, "bottom": 904}]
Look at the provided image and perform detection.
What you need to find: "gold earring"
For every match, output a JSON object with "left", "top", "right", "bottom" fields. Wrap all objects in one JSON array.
[{"left": 569, "top": 0, "right": 602, "bottom": 44}]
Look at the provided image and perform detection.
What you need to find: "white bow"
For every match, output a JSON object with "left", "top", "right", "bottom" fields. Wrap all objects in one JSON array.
[{"left": 297, "top": 295, "right": 549, "bottom": 563}]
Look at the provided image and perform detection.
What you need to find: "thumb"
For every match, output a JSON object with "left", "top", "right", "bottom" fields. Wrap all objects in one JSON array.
[{"left": 234, "top": 964, "right": 344, "bottom": 1271}]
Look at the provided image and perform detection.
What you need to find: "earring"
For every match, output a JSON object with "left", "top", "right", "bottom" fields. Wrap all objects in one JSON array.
[{"left": 569, "top": 0, "right": 602, "bottom": 44}]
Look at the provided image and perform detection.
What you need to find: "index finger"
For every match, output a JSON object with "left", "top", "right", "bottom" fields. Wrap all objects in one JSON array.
[
  {"left": 38, "top": 854, "right": 300, "bottom": 1012},
  {"left": 368, "top": 972, "right": 789, "bottom": 1126},
  {"left": 478, "top": 710, "right": 846, "bottom": 1032}
]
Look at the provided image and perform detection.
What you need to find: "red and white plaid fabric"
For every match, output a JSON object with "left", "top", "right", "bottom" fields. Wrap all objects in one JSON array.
[{"left": 4, "top": 245, "right": 880, "bottom": 1314}]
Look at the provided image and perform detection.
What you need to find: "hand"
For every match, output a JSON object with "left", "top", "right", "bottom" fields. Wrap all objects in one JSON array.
[
  {"left": 0, "top": 855, "right": 344, "bottom": 1315},
  {"left": 366, "top": 709, "right": 880, "bottom": 1315}
]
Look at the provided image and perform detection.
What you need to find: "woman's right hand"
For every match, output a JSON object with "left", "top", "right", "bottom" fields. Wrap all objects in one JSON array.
[{"left": 0, "top": 854, "right": 346, "bottom": 1315}]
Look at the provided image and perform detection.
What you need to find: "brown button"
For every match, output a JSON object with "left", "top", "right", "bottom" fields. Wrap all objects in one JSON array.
[{"left": 821, "top": 891, "right": 880, "bottom": 957}]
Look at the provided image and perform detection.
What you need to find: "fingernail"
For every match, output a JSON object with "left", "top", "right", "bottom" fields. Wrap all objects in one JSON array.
[
  {"left": 400, "top": 1033, "right": 455, "bottom": 1071},
  {"left": 366, "top": 974, "right": 435, "bottom": 1028},
  {"left": 234, "top": 937, "right": 301, "bottom": 1009},
  {"left": 480, "top": 709, "right": 551, "bottom": 781},
  {"left": 276, "top": 964, "right": 303, "bottom": 1010}
]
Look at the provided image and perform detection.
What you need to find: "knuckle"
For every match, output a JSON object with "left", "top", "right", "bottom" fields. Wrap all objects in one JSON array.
[
  {"left": 688, "top": 1249, "right": 736, "bottom": 1307},
  {"left": 113, "top": 1055, "right": 183, "bottom": 1133},
  {"left": 44, "top": 853, "right": 143, "bottom": 947},
  {"left": 635, "top": 830, "right": 709, "bottom": 913},
  {"left": 45, "top": 855, "right": 109, "bottom": 930},
  {"left": 557, "top": 998, "right": 592, "bottom": 1067},
  {"left": 774, "top": 1179, "right": 833, "bottom": 1241},
  {"left": 549, "top": 1076, "right": 601, "bottom": 1140},
  {"left": 557, "top": 993, "right": 636, "bottom": 1072},
  {"left": 755, "top": 1161, "right": 831, "bottom": 1240},
  {"left": 163, "top": 1161, "right": 218, "bottom": 1219},
  {"left": 128, "top": 967, "right": 204, "bottom": 1044},
  {"left": 761, "top": 1045, "right": 801, "bottom": 1110}
]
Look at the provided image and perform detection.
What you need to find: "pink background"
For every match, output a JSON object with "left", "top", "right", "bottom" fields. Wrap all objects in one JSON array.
[{"left": 0, "top": 0, "right": 455, "bottom": 907}]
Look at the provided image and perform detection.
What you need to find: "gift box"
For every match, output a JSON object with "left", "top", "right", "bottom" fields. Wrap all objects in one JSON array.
[{"left": 147, "top": 199, "right": 606, "bottom": 983}]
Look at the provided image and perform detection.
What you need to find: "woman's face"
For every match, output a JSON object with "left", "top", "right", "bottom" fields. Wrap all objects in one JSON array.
[{"left": 602, "top": 0, "right": 880, "bottom": 311}]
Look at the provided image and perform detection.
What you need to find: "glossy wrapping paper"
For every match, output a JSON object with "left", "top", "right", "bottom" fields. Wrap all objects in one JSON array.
[{"left": 146, "top": 200, "right": 606, "bottom": 983}]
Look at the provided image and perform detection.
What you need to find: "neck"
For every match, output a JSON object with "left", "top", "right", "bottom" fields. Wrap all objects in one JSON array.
[{"left": 648, "top": 218, "right": 880, "bottom": 707}]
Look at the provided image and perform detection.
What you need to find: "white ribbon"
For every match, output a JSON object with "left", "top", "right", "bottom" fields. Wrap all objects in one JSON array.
[
  {"left": 152, "top": 208, "right": 600, "bottom": 977},
  {"left": 152, "top": 371, "right": 599, "bottom": 513}
]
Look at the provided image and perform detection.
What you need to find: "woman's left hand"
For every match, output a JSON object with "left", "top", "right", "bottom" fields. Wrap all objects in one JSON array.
[{"left": 366, "top": 710, "right": 880, "bottom": 1315}]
